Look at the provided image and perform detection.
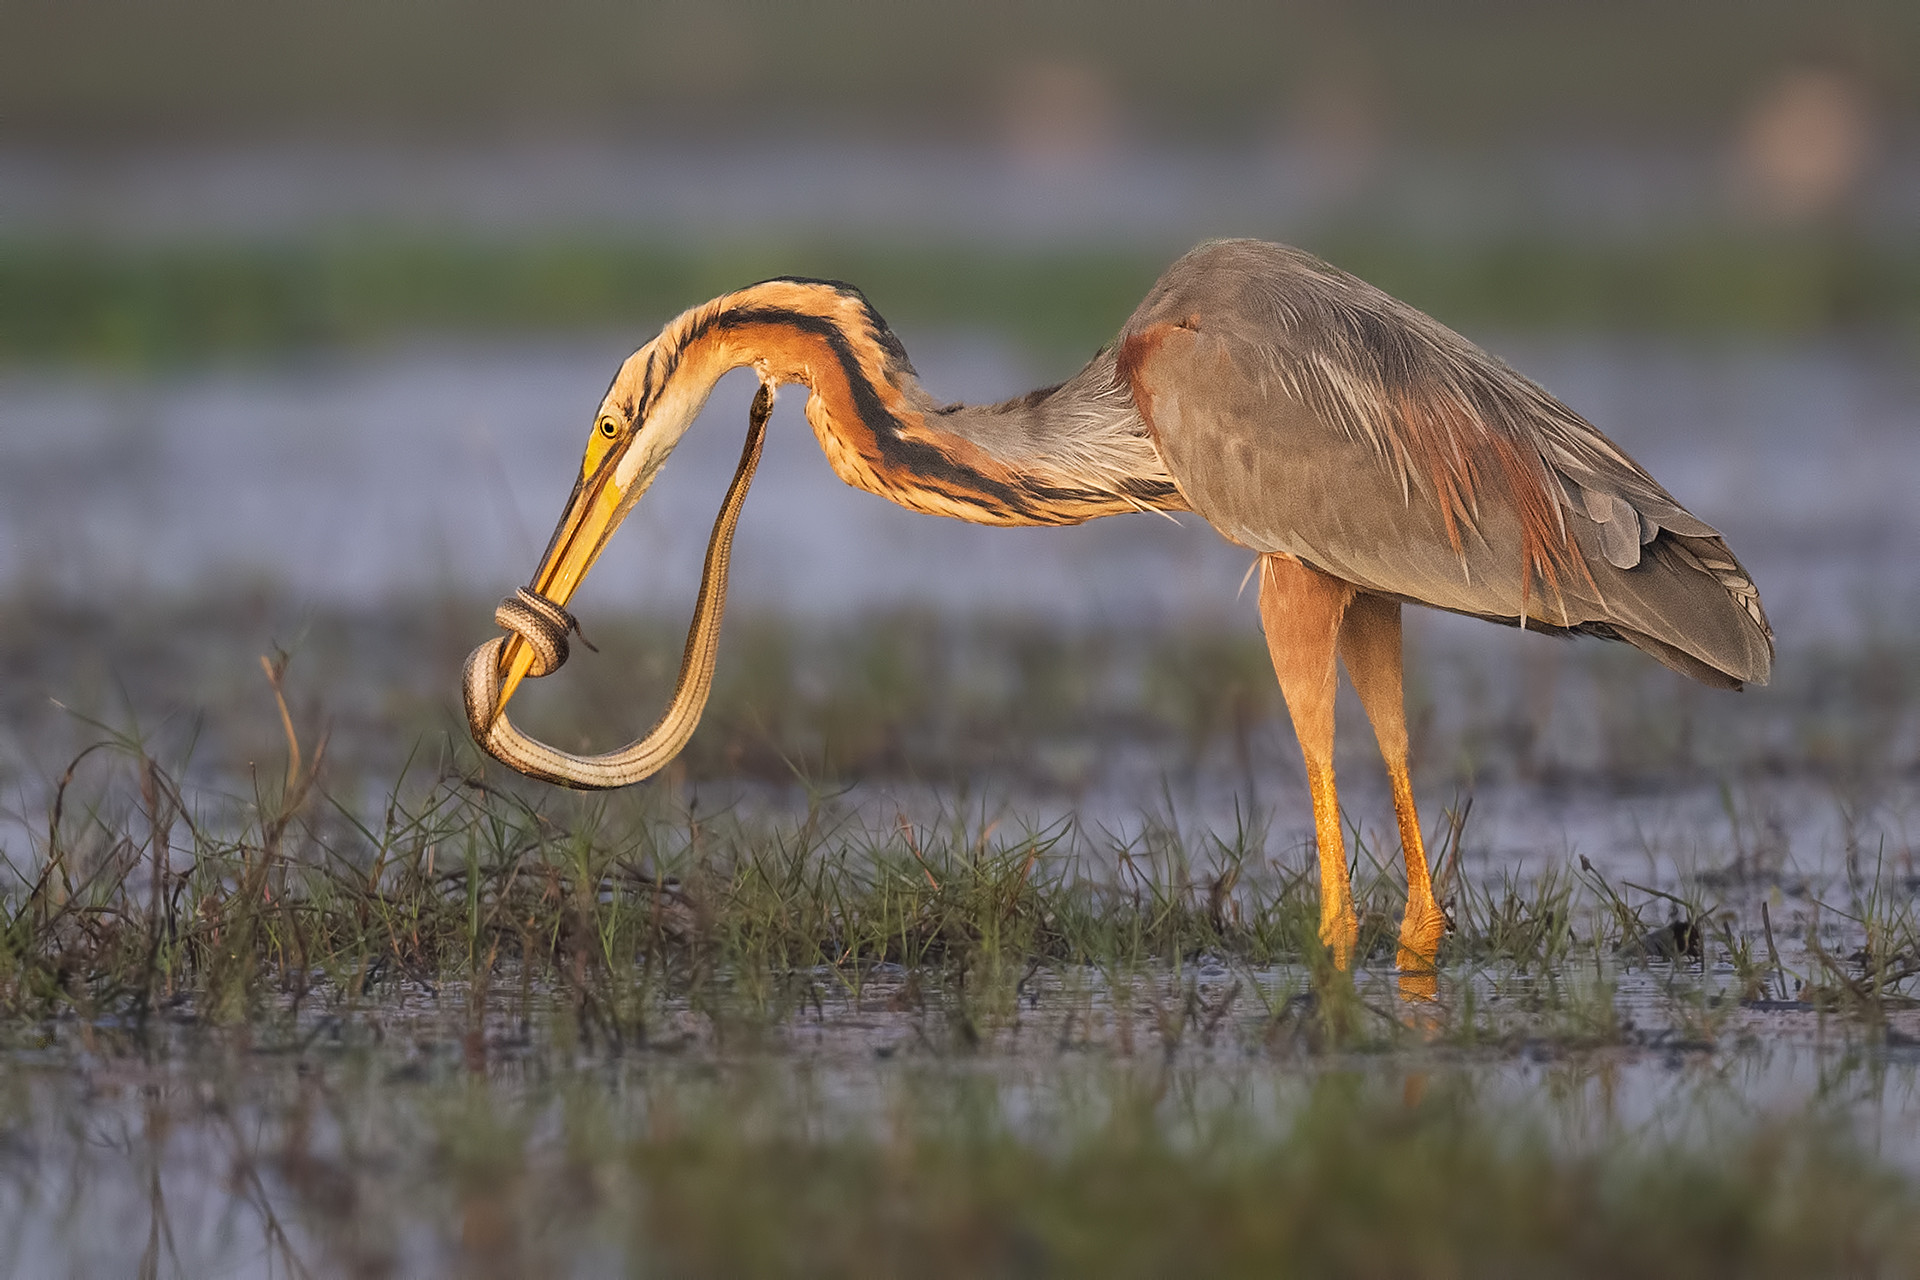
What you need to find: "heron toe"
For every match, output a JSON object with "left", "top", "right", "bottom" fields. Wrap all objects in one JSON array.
[
  {"left": 1319, "top": 901, "right": 1359, "bottom": 969},
  {"left": 1396, "top": 895, "right": 1447, "bottom": 973}
]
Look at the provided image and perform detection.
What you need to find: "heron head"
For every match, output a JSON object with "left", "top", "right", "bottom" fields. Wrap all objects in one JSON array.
[{"left": 491, "top": 336, "right": 726, "bottom": 716}]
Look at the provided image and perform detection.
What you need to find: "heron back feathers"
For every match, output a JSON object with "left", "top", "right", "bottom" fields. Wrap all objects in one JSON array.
[{"left": 1120, "top": 239, "right": 1774, "bottom": 688}]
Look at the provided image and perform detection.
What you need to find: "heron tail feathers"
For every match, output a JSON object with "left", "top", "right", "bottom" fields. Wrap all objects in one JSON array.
[{"left": 1578, "top": 532, "right": 1773, "bottom": 689}]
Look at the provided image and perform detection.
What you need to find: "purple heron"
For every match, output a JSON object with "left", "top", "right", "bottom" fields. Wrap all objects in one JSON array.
[{"left": 463, "top": 238, "right": 1772, "bottom": 972}]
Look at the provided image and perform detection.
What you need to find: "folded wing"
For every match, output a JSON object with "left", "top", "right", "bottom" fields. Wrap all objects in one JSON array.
[{"left": 1119, "top": 240, "right": 1773, "bottom": 689}]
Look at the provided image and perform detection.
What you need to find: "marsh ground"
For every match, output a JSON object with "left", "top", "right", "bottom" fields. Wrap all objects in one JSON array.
[
  {"left": 1, "top": 573, "right": 1918, "bottom": 1274},
  {"left": 2, "top": 337, "right": 1918, "bottom": 1275}
]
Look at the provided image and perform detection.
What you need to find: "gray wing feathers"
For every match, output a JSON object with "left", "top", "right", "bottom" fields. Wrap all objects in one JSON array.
[
  {"left": 1124, "top": 240, "right": 1773, "bottom": 688},
  {"left": 1586, "top": 489, "right": 1645, "bottom": 570}
]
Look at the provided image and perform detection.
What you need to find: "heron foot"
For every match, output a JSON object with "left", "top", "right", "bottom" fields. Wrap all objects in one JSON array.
[
  {"left": 1319, "top": 900, "right": 1359, "bottom": 970},
  {"left": 1394, "top": 899, "right": 1445, "bottom": 1004},
  {"left": 1395, "top": 894, "right": 1448, "bottom": 974},
  {"left": 1396, "top": 969, "right": 1439, "bottom": 1004}
]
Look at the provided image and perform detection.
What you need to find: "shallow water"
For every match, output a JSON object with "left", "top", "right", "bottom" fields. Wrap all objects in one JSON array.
[{"left": 2, "top": 333, "right": 1914, "bottom": 639}]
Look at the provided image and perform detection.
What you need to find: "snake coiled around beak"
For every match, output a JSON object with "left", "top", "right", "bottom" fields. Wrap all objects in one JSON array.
[{"left": 461, "top": 384, "right": 770, "bottom": 789}]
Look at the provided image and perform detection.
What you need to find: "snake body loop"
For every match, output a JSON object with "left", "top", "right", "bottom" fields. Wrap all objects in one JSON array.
[
  {"left": 494, "top": 587, "right": 577, "bottom": 678},
  {"left": 462, "top": 385, "right": 771, "bottom": 789}
]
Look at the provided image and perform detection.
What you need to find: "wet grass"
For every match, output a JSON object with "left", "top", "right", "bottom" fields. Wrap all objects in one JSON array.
[
  {"left": 4, "top": 729, "right": 1417, "bottom": 1027},
  {"left": 1, "top": 587, "right": 1914, "bottom": 1032},
  {"left": 6, "top": 662, "right": 1919, "bottom": 1041}
]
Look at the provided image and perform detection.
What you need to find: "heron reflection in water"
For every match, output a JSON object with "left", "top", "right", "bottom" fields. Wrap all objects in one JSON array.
[{"left": 464, "top": 239, "right": 1772, "bottom": 979}]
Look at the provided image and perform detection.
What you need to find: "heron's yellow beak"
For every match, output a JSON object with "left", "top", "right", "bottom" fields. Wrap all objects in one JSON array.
[{"left": 492, "top": 458, "right": 629, "bottom": 719}]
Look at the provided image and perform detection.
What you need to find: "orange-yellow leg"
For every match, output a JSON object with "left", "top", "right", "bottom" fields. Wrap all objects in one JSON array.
[
  {"left": 1337, "top": 594, "right": 1446, "bottom": 972},
  {"left": 1258, "top": 555, "right": 1357, "bottom": 966}
]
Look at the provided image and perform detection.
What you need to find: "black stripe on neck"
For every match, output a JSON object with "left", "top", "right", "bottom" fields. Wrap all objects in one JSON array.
[
  {"left": 749, "top": 277, "right": 917, "bottom": 376},
  {"left": 720, "top": 304, "right": 1071, "bottom": 519}
]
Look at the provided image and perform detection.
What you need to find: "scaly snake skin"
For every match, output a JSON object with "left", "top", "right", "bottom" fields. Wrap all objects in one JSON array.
[
  {"left": 461, "top": 386, "right": 770, "bottom": 788},
  {"left": 490, "top": 587, "right": 580, "bottom": 678}
]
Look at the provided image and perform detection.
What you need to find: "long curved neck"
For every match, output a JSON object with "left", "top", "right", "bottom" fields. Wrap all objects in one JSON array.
[{"left": 623, "top": 278, "right": 1187, "bottom": 526}]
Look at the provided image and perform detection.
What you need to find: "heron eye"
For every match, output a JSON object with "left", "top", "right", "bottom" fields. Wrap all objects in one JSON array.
[{"left": 598, "top": 418, "right": 621, "bottom": 440}]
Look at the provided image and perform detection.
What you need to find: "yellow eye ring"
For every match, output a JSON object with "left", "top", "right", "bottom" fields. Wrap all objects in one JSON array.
[{"left": 597, "top": 418, "right": 621, "bottom": 440}]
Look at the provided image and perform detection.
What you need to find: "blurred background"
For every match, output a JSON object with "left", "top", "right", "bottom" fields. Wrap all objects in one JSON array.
[
  {"left": 1, "top": 1, "right": 1917, "bottom": 859},
  {"left": 4, "top": 0, "right": 1917, "bottom": 609}
]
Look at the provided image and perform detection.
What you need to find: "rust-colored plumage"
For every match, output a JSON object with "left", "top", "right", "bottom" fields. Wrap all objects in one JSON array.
[
  {"left": 618, "top": 276, "right": 1181, "bottom": 527},
  {"left": 469, "top": 238, "right": 1773, "bottom": 983}
]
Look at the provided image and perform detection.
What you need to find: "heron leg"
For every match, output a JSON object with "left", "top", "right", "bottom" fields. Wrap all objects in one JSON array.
[
  {"left": 1257, "top": 554, "right": 1357, "bottom": 966},
  {"left": 1337, "top": 594, "right": 1447, "bottom": 974}
]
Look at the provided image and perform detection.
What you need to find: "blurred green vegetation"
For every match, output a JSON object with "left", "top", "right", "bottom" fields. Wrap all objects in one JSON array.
[
  {"left": 4, "top": 231, "right": 1918, "bottom": 366},
  {"left": 4, "top": 0, "right": 1916, "bottom": 143}
]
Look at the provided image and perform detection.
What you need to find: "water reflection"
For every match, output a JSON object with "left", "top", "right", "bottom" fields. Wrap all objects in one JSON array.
[{"left": 1, "top": 964, "right": 1916, "bottom": 1275}]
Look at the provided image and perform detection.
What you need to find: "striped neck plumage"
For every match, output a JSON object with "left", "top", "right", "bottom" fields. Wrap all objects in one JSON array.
[{"left": 599, "top": 277, "right": 1185, "bottom": 527}]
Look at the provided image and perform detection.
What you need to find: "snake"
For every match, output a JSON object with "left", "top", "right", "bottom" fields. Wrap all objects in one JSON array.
[{"left": 460, "top": 386, "right": 769, "bottom": 789}]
